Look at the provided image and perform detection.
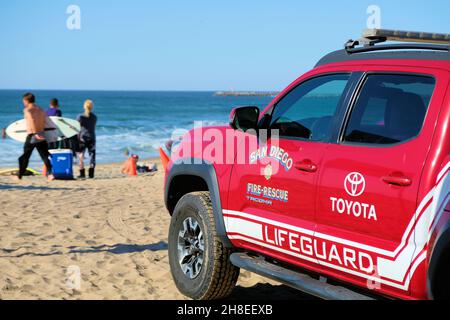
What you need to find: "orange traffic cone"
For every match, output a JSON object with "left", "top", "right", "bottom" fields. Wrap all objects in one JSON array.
[
  {"left": 129, "top": 157, "right": 137, "bottom": 176},
  {"left": 159, "top": 147, "right": 170, "bottom": 171}
]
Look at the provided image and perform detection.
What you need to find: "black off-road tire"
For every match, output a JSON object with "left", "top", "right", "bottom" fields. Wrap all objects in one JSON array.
[{"left": 168, "top": 191, "right": 240, "bottom": 300}]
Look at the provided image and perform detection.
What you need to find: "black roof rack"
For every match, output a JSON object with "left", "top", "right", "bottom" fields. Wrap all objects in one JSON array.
[{"left": 315, "top": 29, "right": 450, "bottom": 67}]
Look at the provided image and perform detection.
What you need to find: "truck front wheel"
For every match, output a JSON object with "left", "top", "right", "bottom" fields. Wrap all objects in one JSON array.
[{"left": 168, "top": 192, "right": 240, "bottom": 300}]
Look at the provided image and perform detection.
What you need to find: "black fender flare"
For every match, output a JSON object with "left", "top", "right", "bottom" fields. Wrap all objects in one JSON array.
[
  {"left": 427, "top": 219, "right": 450, "bottom": 299},
  {"left": 165, "top": 159, "right": 232, "bottom": 247}
]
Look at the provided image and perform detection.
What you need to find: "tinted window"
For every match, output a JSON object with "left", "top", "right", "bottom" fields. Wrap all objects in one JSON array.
[
  {"left": 270, "top": 74, "right": 350, "bottom": 141},
  {"left": 344, "top": 74, "right": 435, "bottom": 145}
]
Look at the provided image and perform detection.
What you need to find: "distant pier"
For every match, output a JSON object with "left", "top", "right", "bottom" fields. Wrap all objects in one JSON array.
[{"left": 214, "top": 91, "right": 279, "bottom": 97}]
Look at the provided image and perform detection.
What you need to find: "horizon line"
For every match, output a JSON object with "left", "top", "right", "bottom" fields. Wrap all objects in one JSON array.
[{"left": 0, "top": 88, "right": 280, "bottom": 93}]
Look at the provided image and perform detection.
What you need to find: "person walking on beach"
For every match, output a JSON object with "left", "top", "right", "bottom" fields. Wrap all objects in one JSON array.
[
  {"left": 46, "top": 98, "right": 62, "bottom": 117},
  {"left": 46, "top": 98, "right": 62, "bottom": 150},
  {"left": 13, "top": 93, "right": 54, "bottom": 181},
  {"left": 77, "top": 100, "right": 97, "bottom": 179}
]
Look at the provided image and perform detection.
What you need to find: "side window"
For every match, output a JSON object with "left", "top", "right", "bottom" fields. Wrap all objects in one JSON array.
[
  {"left": 270, "top": 74, "right": 350, "bottom": 141},
  {"left": 344, "top": 74, "right": 436, "bottom": 145}
]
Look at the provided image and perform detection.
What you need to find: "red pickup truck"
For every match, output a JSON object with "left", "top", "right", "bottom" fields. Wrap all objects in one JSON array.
[{"left": 162, "top": 29, "right": 450, "bottom": 300}]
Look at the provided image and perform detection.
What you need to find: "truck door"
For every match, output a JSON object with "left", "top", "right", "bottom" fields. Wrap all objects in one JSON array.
[
  {"left": 315, "top": 71, "right": 441, "bottom": 296},
  {"left": 225, "top": 73, "right": 352, "bottom": 271}
]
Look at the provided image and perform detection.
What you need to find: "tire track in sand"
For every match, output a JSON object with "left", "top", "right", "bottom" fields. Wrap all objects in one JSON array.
[{"left": 106, "top": 208, "right": 141, "bottom": 242}]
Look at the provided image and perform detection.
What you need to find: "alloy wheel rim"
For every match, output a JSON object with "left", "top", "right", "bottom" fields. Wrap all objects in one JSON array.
[{"left": 177, "top": 216, "right": 205, "bottom": 279}]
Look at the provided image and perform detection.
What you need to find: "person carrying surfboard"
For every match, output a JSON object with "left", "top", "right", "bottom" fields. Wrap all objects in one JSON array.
[
  {"left": 13, "top": 93, "right": 55, "bottom": 182},
  {"left": 77, "top": 100, "right": 97, "bottom": 179}
]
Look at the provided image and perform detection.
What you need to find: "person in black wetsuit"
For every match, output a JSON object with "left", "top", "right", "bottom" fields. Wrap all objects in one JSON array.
[
  {"left": 14, "top": 93, "right": 54, "bottom": 181},
  {"left": 46, "top": 98, "right": 63, "bottom": 150},
  {"left": 77, "top": 100, "right": 97, "bottom": 179}
]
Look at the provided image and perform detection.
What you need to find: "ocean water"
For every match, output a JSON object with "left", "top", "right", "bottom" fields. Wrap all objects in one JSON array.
[{"left": 0, "top": 90, "right": 273, "bottom": 167}]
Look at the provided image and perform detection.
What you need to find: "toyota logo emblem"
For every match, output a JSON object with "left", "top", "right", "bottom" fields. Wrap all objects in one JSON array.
[{"left": 344, "top": 172, "right": 366, "bottom": 197}]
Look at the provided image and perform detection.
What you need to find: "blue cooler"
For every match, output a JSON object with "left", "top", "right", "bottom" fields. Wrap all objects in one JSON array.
[{"left": 49, "top": 149, "right": 74, "bottom": 180}]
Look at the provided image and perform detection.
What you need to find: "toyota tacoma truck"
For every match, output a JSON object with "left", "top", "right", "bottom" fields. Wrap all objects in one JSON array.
[{"left": 162, "top": 29, "right": 450, "bottom": 300}]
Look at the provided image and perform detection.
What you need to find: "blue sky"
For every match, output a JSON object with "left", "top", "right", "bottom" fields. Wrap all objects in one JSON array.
[{"left": 0, "top": 0, "right": 449, "bottom": 91}]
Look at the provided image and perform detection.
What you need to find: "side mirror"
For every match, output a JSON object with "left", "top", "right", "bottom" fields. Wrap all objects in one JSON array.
[{"left": 229, "top": 106, "right": 260, "bottom": 131}]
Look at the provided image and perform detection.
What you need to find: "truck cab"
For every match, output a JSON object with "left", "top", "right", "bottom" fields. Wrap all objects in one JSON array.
[{"left": 163, "top": 29, "right": 450, "bottom": 300}]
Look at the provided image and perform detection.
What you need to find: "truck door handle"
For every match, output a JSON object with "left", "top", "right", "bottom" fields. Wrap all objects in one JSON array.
[
  {"left": 382, "top": 173, "right": 412, "bottom": 187},
  {"left": 294, "top": 160, "right": 318, "bottom": 173}
]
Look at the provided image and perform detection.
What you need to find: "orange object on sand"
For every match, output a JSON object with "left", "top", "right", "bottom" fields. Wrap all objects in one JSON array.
[
  {"left": 159, "top": 147, "right": 170, "bottom": 171},
  {"left": 129, "top": 157, "right": 137, "bottom": 176},
  {"left": 121, "top": 157, "right": 138, "bottom": 176}
]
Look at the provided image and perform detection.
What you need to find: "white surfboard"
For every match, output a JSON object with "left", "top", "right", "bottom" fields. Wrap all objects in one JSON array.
[
  {"left": 49, "top": 117, "right": 80, "bottom": 140},
  {"left": 6, "top": 117, "right": 80, "bottom": 143}
]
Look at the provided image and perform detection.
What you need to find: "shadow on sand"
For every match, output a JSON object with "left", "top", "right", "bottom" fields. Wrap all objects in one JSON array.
[
  {"left": 228, "top": 282, "right": 318, "bottom": 300},
  {"left": 0, "top": 241, "right": 317, "bottom": 299},
  {"left": 0, "top": 241, "right": 168, "bottom": 258},
  {"left": 68, "top": 241, "right": 168, "bottom": 254},
  {"left": 0, "top": 184, "right": 71, "bottom": 191}
]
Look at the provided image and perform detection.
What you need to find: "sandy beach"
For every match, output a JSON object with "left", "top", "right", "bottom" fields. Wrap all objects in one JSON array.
[{"left": 0, "top": 160, "right": 310, "bottom": 300}]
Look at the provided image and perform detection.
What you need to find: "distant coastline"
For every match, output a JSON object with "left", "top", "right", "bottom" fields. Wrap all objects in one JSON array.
[
  {"left": 0, "top": 89, "right": 281, "bottom": 96},
  {"left": 214, "top": 91, "right": 279, "bottom": 97}
]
